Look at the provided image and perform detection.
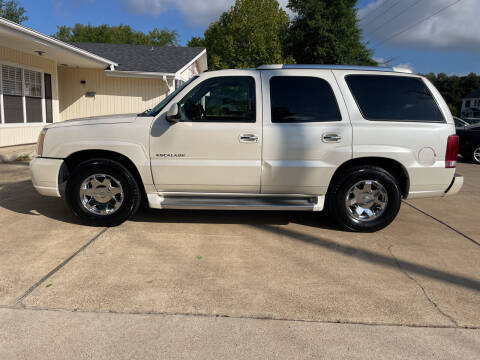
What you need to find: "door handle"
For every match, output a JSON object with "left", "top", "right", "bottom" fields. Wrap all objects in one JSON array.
[
  {"left": 239, "top": 134, "right": 259, "bottom": 143},
  {"left": 322, "top": 133, "right": 342, "bottom": 143}
]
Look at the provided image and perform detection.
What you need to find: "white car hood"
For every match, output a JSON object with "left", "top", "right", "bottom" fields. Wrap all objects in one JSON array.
[{"left": 45, "top": 114, "right": 138, "bottom": 129}]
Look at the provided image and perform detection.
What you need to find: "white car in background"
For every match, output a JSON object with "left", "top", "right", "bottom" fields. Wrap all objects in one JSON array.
[{"left": 30, "top": 65, "right": 463, "bottom": 232}]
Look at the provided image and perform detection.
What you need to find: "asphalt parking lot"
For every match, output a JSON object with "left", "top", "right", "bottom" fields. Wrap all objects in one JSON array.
[{"left": 0, "top": 161, "right": 479, "bottom": 359}]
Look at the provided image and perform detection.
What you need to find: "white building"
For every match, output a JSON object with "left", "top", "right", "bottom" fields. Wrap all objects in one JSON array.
[
  {"left": 0, "top": 18, "right": 207, "bottom": 147},
  {"left": 461, "top": 88, "right": 480, "bottom": 119}
]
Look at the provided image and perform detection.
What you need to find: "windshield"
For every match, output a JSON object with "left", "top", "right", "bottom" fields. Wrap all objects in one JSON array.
[{"left": 139, "top": 76, "right": 199, "bottom": 117}]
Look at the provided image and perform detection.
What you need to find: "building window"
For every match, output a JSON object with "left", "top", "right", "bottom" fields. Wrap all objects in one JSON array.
[
  {"left": 44, "top": 73, "right": 53, "bottom": 123},
  {"left": 2, "top": 65, "right": 23, "bottom": 124},
  {"left": 465, "top": 100, "right": 471, "bottom": 108},
  {"left": 24, "top": 69, "right": 43, "bottom": 123},
  {"left": 24, "top": 69, "right": 42, "bottom": 97},
  {"left": 1, "top": 64, "right": 48, "bottom": 125}
]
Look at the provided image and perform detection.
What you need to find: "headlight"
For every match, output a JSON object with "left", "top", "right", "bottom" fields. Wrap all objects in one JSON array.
[{"left": 36, "top": 128, "right": 48, "bottom": 157}]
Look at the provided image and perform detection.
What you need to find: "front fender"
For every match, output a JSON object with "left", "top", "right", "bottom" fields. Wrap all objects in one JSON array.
[{"left": 42, "top": 119, "right": 153, "bottom": 186}]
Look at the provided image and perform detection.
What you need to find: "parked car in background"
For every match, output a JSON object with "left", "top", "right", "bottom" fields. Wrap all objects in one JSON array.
[
  {"left": 463, "top": 117, "right": 480, "bottom": 126},
  {"left": 454, "top": 116, "right": 469, "bottom": 129},
  {"left": 30, "top": 65, "right": 463, "bottom": 232},
  {"left": 457, "top": 123, "right": 480, "bottom": 164}
]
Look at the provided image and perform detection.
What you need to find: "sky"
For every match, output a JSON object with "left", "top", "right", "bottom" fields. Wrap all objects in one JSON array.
[{"left": 19, "top": 0, "right": 480, "bottom": 75}]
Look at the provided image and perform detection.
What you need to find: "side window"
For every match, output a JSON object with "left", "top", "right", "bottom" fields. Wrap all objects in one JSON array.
[
  {"left": 178, "top": 76, "right": 256, "bottom": 123},
  {"left": 346, "top": 75, "right": 445, "bottom": 122},
  {"left": 270, "top": 76, "right": 341, "bottom": 123}
]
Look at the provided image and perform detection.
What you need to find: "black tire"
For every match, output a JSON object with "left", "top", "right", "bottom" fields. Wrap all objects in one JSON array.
[
  {"left": 471, "top": 144, "right": 480, "bottom": 164},
  {"left": 66, "top": 159, "right": 141, "bottom": 226},
  {"left": 326, "top": 166, "right": 402, "bottom": 232}
]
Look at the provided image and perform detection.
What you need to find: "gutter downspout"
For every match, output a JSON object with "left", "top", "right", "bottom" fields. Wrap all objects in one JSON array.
[{"left": 162, "top": 75, "right": 175, "bottom": 94}]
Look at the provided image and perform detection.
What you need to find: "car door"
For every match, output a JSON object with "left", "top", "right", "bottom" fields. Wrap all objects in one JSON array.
[
  {"left": 260, "top": 69, "right": 352, "bottom": 195},
  {"left": 150, "top": 70, "right": 262, "bottom": 193}
]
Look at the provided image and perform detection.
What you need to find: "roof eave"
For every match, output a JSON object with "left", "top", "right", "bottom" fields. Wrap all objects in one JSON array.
[
  {"left": 104, "top": 70, "right": 176, "bottom": 79},
  {"left": 0, "top": 17, "right": 118, "bottom": 68},
  {"left": 175, "top": 48, "right": 207, "bottom": 76}
]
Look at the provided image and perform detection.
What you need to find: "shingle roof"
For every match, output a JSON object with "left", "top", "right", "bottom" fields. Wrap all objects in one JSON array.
[
  {"left": 465, "top": 88, "right": 480, "bottom": 99},
  {"left": 72, "top": 43, "right": 205, "bottom": 73}
]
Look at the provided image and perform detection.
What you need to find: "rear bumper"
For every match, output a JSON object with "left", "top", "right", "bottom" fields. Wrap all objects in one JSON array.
[
  {"left": 443, "top": 173, "right": 464, "bottom": 197},
  {"left": 29, "top": 157, "right": 64, "bottom": 197},
  {"left": 406, "top": 173, "right": 463, "bottom": 199}
]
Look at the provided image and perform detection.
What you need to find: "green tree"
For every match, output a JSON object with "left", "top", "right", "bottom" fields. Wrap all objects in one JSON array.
[
  {"left": 193, "top": 0, "right": 291, "bottom": 70},
  {"left": 285, "top": 0, "right": 376, "bottom": 65},
  {"left": 424, "top": 72, "right": 480, "bottom": 116},
  {"left": 187, "top": 36, "right": 206, "bottom": 48},
  {"left": 53, "top": 24, "right": 179, "bottom": 46},
  {"left": 148, "top": 27, "right": 179, "bottom": 46},
  {"left": 0, "top": 0, "right": 27, "bottom": 24}
]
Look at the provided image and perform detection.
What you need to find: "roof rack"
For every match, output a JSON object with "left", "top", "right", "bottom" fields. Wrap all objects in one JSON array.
[{"left": 256, "top": 64, "right": 413, "bottom": 74}]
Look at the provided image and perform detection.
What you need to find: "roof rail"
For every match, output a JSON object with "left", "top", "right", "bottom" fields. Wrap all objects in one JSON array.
[{"left": 257, "top": 64, "right": 413, "bottom": 74}]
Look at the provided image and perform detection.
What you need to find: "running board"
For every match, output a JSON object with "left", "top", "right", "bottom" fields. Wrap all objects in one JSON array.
[{"left": 147, "top": 194, "right": 325, "bottom": 211}]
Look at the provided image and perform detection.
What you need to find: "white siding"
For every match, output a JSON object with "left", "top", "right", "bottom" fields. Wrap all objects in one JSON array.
[{"left": 59, "top": 68, "right": 169, "bottom": 121}]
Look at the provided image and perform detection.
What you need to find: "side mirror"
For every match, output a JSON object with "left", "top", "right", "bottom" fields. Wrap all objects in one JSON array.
[{"left": 166, "top": 103, "right": 180, "bottom": 123}]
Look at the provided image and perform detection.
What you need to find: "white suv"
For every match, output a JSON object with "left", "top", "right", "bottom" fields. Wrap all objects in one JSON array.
[{"left": 30, "top": 65, "right": 463, "bottom": 232}]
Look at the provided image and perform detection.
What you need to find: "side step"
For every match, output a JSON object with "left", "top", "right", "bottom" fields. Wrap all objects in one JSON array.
[{"left": 147, "top": 194, "right": 325, "bottom": 211}]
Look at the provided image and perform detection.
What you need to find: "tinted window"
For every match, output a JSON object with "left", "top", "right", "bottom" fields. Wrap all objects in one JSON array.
[
  {"left": 346, "top": 75, "right": 445, "bottom": 122},
  {"left": 145, "top": 76, "right": 199, "bottom": 117},
  {"left": 178, "top": 76, "right": 256, "bottom": 123},
  {"left": 270, "top": 76, "right": 341, "bottom": 123}
]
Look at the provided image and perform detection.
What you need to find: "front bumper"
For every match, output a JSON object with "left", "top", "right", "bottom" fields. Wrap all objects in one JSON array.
[
  {"left": 443, "top": 173, "right": 464, "bottom": 197},
  {"left": 30, "top": 157, "right": 64, "bottom": 197}
]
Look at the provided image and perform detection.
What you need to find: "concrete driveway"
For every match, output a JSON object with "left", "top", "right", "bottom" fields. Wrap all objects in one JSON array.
[{"left": 0, "top": 161, "right": 479, "bottom": 359}]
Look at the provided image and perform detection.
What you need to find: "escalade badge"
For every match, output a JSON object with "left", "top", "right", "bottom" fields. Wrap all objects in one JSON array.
[{"left": 156, "top": 153, "right": 186, "bottom": 158}]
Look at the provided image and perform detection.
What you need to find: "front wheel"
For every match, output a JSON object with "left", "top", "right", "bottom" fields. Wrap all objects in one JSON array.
[
  {"left": 66, "top": 159, "right": 141, "bottom": 226},
  {"left": 327, "top": 166, "right": 402, "bottom": 232}
]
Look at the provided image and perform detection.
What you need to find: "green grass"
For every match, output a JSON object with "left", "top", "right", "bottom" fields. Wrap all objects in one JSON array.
[{"left": 16, "top": 154, "right": 31, "bottom": 162}]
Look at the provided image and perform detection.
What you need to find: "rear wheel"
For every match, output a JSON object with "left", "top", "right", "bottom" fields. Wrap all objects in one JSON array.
[
  {"left": 66, "top": 159, "right": 141, "bottom": 226},
  {"left": 327, "top": 166, "right": 402, "bottom": 232}
]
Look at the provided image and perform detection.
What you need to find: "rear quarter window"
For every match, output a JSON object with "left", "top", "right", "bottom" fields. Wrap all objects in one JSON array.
[{"left": 346, "top": 75, "right": 445, "bottom": 123}]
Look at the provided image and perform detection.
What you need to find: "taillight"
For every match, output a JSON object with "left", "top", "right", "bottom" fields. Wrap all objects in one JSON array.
[{"left": 445, "top": 135, "right": 459, "bottom": 168}]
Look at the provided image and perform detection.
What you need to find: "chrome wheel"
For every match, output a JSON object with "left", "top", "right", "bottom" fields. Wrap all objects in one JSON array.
[
  {"left": 79, "top": 174, "right": 124, "bottom": 215},
  {"left": 473, "top": 146, "right": 480, "bottom": 163},
  {"left": 345, "top": 180, "right": 388, "bottom": 222}
]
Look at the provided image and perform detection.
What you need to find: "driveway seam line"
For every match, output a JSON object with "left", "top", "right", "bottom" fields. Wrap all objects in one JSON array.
[
  {"left": 10, "top": 227, "right": 109, "bottom": 307},
  {"left": 403, "top": 201, "right": 480, "bottom": 247},
  {"left": 387, "top": 245, "right": 459, "bottom": 327},
  {"left": 1, "top": 305, "right": 477, "bottom": 330}
]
